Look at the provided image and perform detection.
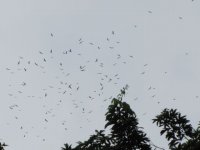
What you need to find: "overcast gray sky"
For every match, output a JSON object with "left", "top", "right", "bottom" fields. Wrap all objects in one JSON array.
[{"left": 1, "top": 0, "right": 200, "bottom": 150}]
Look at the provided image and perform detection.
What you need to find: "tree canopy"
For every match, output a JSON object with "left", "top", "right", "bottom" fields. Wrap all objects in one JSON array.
[
  {"left": 0, "top": 143, "right": 7, "bottom": 150},
  {"left": 1, "top": 87, "right": 200, "bottom": 150},
  {"left": 62, "top": 87, "right": 200, "bottom": 150}
]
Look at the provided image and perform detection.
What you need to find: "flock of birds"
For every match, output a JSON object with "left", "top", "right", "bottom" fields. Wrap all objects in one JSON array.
[
  {"left": 4, "top": 29, "right": 139, "bottom": 143},
  {"left": 2, "top": 10, "right": 196, "bottom": 148}
]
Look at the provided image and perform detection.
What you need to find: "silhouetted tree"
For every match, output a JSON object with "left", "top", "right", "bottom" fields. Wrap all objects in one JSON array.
[
  {"left": 0, "top": 143, "right": 7, "bottom": 150},
  {"left": 153, "top": 109, "right": 200, "bottom": 150},
  {"left": 2, "top": 87, "right": 200, "bottom": 150},
  {"left": 62, "top": 86, "right": 151, "bottom": 150},
  {"left": 61, "top": 86, "right": 200, "bottom": 150},
  {"left": 61, "top": 143, "right": 73, "bottom": 150},
  {"left": 105, "top": 87, "right": 151, "bottom": 150}
]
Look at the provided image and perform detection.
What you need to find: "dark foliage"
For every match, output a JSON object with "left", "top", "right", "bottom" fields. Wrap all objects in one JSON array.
[
  {"left": 61, "top": 143, "right": 73, "bottom": 150},
  {"left": 1, "top": 87, "right": 200, "bottom": 150},
  {"left": 0, "top": 143, "right": 7, "bottom": 150},
  {"left": 62, "top": 86, "right": 151, "bottom": 150},
  {"left": 75, "top": 130, "right": 111, "bottom": 150},
  {"left": 153, "top": 108, "right": 200, "bottom": 150},
  {"left": 62, "top": 87, "right": 200, "bottom": 150},
  {"left": 105, "top": 96, "right": 151, "bottom": 150}
]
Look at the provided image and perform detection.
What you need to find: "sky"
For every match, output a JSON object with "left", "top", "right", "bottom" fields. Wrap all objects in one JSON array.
[{"left": 0, "top": 0, "right": 200, "bottom": 150}]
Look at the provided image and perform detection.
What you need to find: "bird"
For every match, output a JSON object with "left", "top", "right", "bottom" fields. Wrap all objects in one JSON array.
[
  {"left": 129, "top": 55, "right": 133, "bottom": 58},
  {"left": 142, "top": 112, "right": 147, "bottom": 116},
  {"left": 63, "top": 91, "right": 66, "bottom": 94},
  {"left": 117, "top": 54, "right": 121, "bottom": 59},
  {"left": 63, "top": 51, "right": 67, "bottom": 54},
  {"left": 80, "top": 66, "right": 85, "bottom": 71},
  {"left": 148, "top": 86, "right": 152, "bottom": 90},
  {"left": 179, "top": 16, "right": 183, "bottom": 20}
]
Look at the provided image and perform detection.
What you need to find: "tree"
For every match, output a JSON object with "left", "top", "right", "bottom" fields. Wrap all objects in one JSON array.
[
  {"left": 62, "top": 86, "right": 151, "bottom": 150},
  {"left": 0, "top": 143, "right": 7, "bottom": 150},
  {"left": 62, "top": 86, "right": 200, "bottom": 150},
  {"left": 105, "top": 88, "right": 151, "bottom": 150},
  {"left": 153, "top": 109, "right": 200, "bottom": 150},
  {"left": 1, "top": 88, "right": 200, "bottom": 150}
]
